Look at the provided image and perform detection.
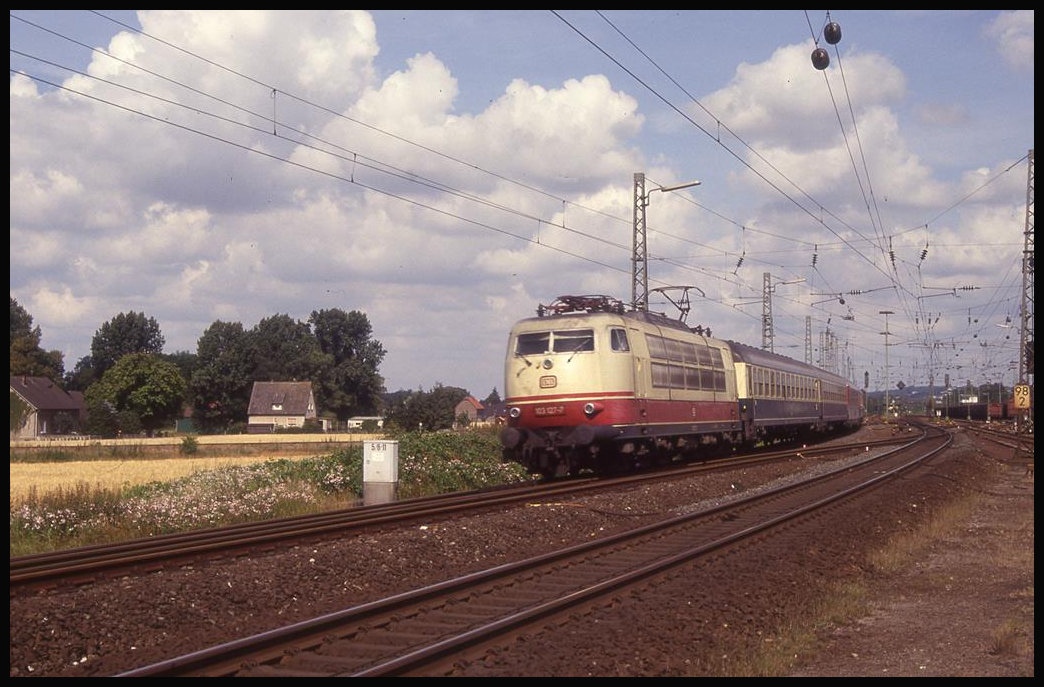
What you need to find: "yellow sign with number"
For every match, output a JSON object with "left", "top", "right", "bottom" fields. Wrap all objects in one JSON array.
[{"left": 1014, "top": 384, "right": 1030, "bottom": 409}]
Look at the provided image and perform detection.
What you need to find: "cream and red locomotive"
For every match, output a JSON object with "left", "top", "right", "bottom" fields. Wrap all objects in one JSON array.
[{"left": 501, "top": 295, "right": 863, "bottom": 476}]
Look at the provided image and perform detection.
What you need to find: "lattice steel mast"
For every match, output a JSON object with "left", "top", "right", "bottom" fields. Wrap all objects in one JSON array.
[{"left": 1018, "top": 148, "right": 1034, "bottom": 421}]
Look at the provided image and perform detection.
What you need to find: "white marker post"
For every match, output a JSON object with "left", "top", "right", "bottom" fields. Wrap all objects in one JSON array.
[{"left": 363, "top": 440, "right": 399, "bottom": 505}]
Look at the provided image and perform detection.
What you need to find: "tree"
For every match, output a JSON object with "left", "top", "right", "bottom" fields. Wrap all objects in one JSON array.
[
  {"left": 90, "top": 311, "right": 165, "bottom": 378},
  {"left": 10, "top": 297, "right": 34, "bottom": 343},
  {"left": 10, "top": 390, "right": 31, "bottom": 433},
  {"left": 84, "top": 353, "right": 186, "bottom": 435},
  {"left": 65, "top": 355, "right": 97, "bottom": 392},
  {"left": 308, "top": 308, "right": 386, "bottom": 420},
  {"left": 163, "top": 350, "right": 198, "bottom": 382},
  {"left": 483, "top": 387, "right": 502, "bottom": 408},
  {"left": 190, "top": 321, "right": 253, "bottom": 431},
  {"left": 163, "top": 349, "right": 198, "bottom": 409},
  {"left": 385, "top": 384, "right": 468, "bottom": 432},
  {"left": 248, "top": 314, "right": 330, "bottom": 384},
  {"left": 9, "top": 298, "right": 64, "bottom": 382}
]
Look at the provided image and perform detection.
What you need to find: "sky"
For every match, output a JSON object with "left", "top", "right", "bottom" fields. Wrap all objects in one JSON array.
[{"left": 9, "top": 10, "right": 1035, "bottom": 399}]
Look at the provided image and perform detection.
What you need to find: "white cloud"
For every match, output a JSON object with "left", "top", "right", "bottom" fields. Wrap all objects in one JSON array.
[
  {"left": 24, "top": 286, "right": 98, "bottom": 329},
  {"left": 128, "top": 10, "right": 379, "bottom": 102},
  {"left": 10, "top": 227, "right": 69, "bottom": 272},
  {"left": 10, "top": 169, "right": 84, "bottom": 227},
  {"left": 700, "top": 42, "right": 905, "bottom": 149},
  {"left": 984, "top": 10, "right": 1034, "bottom": 71},
  {"left": 8, "top": 10, "right": 1032, "bottom": 393}
]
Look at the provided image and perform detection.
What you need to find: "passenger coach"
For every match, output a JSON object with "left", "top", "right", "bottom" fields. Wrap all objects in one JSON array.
[{"left": 727, "top": 341, "right": 863, "bottom": 444}]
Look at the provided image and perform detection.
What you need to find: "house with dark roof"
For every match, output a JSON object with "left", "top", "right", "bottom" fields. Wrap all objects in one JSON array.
[
  {"left": 9, "top": 376, "right": 86, "bottom": 439},
  {"left": 246, "top": 381, "right": 321, "bottom": 433}
]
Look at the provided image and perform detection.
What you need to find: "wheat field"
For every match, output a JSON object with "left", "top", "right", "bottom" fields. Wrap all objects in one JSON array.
[
  {"left": 9, "top": 452, "right": 325, "bottom": 501},
  {"left": 9, "top": 434, "right": 379, "bottom": 501}
]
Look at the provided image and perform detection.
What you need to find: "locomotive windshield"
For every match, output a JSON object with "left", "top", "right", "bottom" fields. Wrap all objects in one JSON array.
[{"left": 515, "top": 329, "right": 594, "bottom": 355}]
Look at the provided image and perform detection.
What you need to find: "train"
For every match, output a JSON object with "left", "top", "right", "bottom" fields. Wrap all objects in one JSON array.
[
  {"left": 500, "top": 295, "right": 865, "bottom": 477},
  {"left": 937, "top": 398, "right": 1020, "bottom": 423}
]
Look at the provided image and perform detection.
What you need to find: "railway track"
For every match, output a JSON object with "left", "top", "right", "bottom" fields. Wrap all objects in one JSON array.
[
  {"left": 948, "top": 419, "right": 1033, "bottom": 455},
  {"left": 117, "top": 424, "right": 949, "bottom": 677},
  {"left": 11, "top": 434, "right": 910, "bottom": 591}
]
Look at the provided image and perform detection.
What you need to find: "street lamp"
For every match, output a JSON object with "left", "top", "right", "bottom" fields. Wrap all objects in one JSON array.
[
  {"left": 879, "top": 310, "right": 894, "bottom": 419},
  {"left": 632, "top": 172, "right": 701, "bottom": 311}
]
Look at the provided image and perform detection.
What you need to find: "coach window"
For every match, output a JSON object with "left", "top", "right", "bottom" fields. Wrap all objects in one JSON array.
[
  {"left": 610, "top": 328, "right": 630, "bottom": 352},
  {"left": 651, "top": 362, "right": 671, "bottom": 388},
  {"left": 696, "top": 344, "right": 713, "bottom": 367},
  {"left": 646, "top": 334, "right": 667, "bottom": 359},
  {"left": 670, "top": 364, "right": 686, "bottom": 388},
  {"left": 681, "top": 340, "right": 698, "bottom": 364},
  {"left": 667, "top": 338, "right": 686, "bottom": 362}
]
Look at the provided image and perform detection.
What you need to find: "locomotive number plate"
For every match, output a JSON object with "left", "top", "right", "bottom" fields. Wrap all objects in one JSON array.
[
  {"left": 534, "top": 405, "right": 565, "bottom": 417},
  {"left": 539, "top": 375, "right": 557, "bottom": 389}
]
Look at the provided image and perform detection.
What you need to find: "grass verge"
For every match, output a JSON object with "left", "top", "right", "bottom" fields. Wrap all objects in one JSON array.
[
  {"left": 719, "top": 491, "right": 983, "bottom": 676},
  {"left": 10, "top": 428, "right": 531, "bottom": 557}
]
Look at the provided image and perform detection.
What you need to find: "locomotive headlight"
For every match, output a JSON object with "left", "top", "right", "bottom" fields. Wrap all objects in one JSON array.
[
  {"left": 508, "top": 406, "right": 522, "bottom": 419},
  {"left": 583, "top": 402, "right": 604, "bottom": 417},
  {"left": 542, "top": 358, "right": 554, "bottom": 370}
]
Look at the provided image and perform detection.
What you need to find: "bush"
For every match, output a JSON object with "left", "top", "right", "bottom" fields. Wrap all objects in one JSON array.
[{"left": 9, "top": 428, "right": 531, "bottom": 556}]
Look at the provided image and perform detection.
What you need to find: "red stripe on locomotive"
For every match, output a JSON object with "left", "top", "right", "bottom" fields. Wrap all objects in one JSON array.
[{"left": 507, "top": 393, "right": 736, "bottom": 429}]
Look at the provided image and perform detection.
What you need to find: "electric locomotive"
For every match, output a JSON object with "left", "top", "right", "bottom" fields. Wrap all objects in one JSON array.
[{"left": 501, "top": 295, "right": 743, "bottom": 476}]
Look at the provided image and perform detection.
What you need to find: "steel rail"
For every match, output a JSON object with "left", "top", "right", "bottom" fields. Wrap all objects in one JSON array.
[
  {"left": 12, "top": 435, "right": 905, "bottom": 587},
  {"left": 116, "top": 427, "right": 946, "bottom": 677}
]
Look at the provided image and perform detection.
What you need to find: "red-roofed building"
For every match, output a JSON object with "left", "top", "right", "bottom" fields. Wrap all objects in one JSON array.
[{"left": 453, "top": 396, "right": 485, "bottom": 426}]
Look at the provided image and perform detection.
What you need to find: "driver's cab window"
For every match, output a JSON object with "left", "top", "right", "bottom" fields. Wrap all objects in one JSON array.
[{"left": 610, "top": 328, "right": 629, "bottom": 352}]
